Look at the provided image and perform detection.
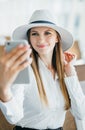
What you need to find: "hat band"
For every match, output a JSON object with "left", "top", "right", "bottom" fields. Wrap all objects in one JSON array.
[{"left": 30, "top": 20, "right": 55, "bottom": 25}]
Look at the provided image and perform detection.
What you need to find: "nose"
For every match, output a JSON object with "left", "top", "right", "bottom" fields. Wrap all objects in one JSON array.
[{"left": 38, "top": 35, "right": 45, "bottom": 44}]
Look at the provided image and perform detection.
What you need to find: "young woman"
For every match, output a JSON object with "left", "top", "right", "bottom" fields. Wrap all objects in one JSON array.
[{"left": 0, "top": 10, "right": 85, "bottom": 130}]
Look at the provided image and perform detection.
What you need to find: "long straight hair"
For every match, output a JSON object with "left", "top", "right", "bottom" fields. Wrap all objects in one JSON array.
[{"left": 27, "top": 29, "right": 71, "bottom": 109}]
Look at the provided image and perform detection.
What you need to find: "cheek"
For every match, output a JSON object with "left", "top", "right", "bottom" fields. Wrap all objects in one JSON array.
[
  {"left": 48, "top": 37, "right": 57, "bottom": 45},
  {"left": 30, "top": 38, "right": 36, "bottom": 46}
]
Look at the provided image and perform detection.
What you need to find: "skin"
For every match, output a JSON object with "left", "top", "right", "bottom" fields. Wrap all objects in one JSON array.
[
  {"left": 64, "top": 52, "right": 76, "bottom": 76},
  {"left": 0, "top": 26, "right": 75, "bottom": 102},
  {"left": 30, "top": 27, "right": 75, "bottom": 76},
  {"left": 30, "top": 27, "right": 58, "bottom": 73},
  {"left": 0, "top": 44, "right": 32, "bottom": 102}
]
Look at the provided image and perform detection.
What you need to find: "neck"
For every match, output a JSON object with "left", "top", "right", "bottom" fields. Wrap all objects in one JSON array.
[
  {"left": 39, "top": 53, "right": 52, "bottom": 68},
  {"left": 39, "top": 53, "right": 55, "bottom": 79}
]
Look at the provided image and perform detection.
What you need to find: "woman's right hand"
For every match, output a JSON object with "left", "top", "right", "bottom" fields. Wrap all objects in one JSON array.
[{"left": 0, "top": 44, "right": 32, "bottom": 101}]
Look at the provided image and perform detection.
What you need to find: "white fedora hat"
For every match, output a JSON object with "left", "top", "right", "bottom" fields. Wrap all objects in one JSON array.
[{"left": 12, "top": 9, "right": 73, "bottom": 51}]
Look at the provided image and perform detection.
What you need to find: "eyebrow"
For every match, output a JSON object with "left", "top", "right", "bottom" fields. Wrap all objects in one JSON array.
[
  {"left": 31, "top": 30, "right": 38, "bottom": 33},
  {"left": 31, "top": 29, "right": 53, "bottom": 32}
]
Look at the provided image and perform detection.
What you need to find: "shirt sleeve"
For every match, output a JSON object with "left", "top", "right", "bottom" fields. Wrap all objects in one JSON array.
[
  {"left": 0, "top": 66, "right": 34, "bottom": 124},
  {"left": 64, "top": 75, "right": 85, "bottom": 120},
  {"left": 0, "top": 84, "right": 25, "bottom": 124}
]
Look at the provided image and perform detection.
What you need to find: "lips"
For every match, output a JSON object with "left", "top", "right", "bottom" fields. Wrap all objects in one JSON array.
[{"left": 37, "top": 45, "right": 47, "bottom": 48}]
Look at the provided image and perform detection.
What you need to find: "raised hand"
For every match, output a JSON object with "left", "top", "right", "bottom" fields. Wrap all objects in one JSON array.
[
  {"left": 0, "top": 44, "right": 32, "bottom": 101},
  {"left": 64, "top": 52, "right": 76, "bottom": 76}
]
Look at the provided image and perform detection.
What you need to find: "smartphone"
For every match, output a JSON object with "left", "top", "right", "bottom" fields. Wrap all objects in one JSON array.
[{"left": 5, "top": 40, "right": 30, "bottom": 84}]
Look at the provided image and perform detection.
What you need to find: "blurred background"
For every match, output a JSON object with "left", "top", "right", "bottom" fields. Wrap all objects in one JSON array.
[
  {"left": 0, "top": 0, "right": 85, "bottom": 63},
  {"left": 0, "top": 1, "right": 85, "bottom": 130}
]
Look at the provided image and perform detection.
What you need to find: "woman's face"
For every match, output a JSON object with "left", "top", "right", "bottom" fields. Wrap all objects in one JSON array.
[{"left": 30, "top": 27, "right": 58, "bottom": 56}]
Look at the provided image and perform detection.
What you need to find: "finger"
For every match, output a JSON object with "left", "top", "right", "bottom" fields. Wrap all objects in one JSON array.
[
  {"left": 64, "top": 52, "right": 73, "bottom": 62},
  {"left": 64, "top": 52, "right": 76, "bottom": 58},
  {"left": 67, "top": 53, "right": 76, "bottom": 61},
  {"left": 4, "top": 44, "right": 30, "bottom": 60},
  {"left": 2, "top": 46, "right": 31, "bottom": 71},
  {"left": 64, "top": 54, "right": 70, "bottom": 62},
  {"left": 11, "top": 49, "right": 32, "bottom": 69},
  {"left": 16, "top": 58, "right": 32, "bottom": 72},
  {"left": 10, "top": 46, "right": 31, "bottom": 63},
  {"left": 5, "top": 46, "right": 31, "bottom": 68},
  {"left": 70, "top": 54, "right": 77, "bottom": 65}
]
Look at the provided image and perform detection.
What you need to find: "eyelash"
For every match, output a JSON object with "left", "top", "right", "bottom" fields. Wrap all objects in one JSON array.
[
  {"left": 45, "top": 32, "right": 51, "bottom": 35},
  {"left": 31, "top": 33, "right": 38, "bottom": 36},
  {"left": 31, "top": 32, "right": 51, "bottom": 36}
]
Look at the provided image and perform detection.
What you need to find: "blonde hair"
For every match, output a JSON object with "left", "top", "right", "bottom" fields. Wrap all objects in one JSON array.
[
  {"left": 27, "top": 29, "right": 71, "bottom": 109},
  {"left": 56, "top": 34, "right": 71, "bottom": 109}
]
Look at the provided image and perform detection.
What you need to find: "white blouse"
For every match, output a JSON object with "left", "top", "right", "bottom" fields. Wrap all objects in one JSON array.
[{"left": 0, "top": 58, "right": 85, "bottom": 129}]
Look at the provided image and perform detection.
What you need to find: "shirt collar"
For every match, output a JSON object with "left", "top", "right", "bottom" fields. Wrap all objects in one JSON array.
[{"left": 38, "top": 58, "right": 58, "bottom": 80}]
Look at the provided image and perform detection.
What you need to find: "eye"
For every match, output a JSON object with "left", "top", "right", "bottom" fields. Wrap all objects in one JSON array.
[
  {"left": 31, "top": 32, "right": 39, "bottom": 36},
  {"left": 45, "top": 31, "right": 51, "bottom": 35}
]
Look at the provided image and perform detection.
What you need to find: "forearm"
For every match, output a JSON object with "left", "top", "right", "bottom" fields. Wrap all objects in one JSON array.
[
  {"left": 65, "top": 75, "right": 85, "bottom": 119},
  {"left": 0, "top": 84, "right": 25, "bottom": 124},
  {"left": 0, "top": 97, "right": 24, "bottom": 124}
]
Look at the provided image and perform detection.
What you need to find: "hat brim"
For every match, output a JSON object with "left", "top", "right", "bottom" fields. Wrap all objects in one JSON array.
[{"left": 12, "top": 23, "right": 73, "bottom": 51}]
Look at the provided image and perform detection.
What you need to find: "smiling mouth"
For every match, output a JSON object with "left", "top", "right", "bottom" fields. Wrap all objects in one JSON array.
[{"left": 37, "top": 45, "right": 48, "bottom": 48}]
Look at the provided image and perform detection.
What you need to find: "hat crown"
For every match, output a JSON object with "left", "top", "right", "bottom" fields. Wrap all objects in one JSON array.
[
  {"left": 29, "top": 10, "right": 56, "bottom": 24},
  {"left": 12, "top": 9, "right": 73, "bottom": 51}
]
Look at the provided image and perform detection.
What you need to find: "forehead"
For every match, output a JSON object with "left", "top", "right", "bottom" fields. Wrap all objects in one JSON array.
[{"left": 30, "top": 26, "right": 55, "bottom": 31}]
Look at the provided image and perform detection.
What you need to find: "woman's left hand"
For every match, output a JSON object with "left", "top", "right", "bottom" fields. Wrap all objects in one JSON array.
[{"left": 64, "top": 52, "right": 76, "bottom": 76}]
